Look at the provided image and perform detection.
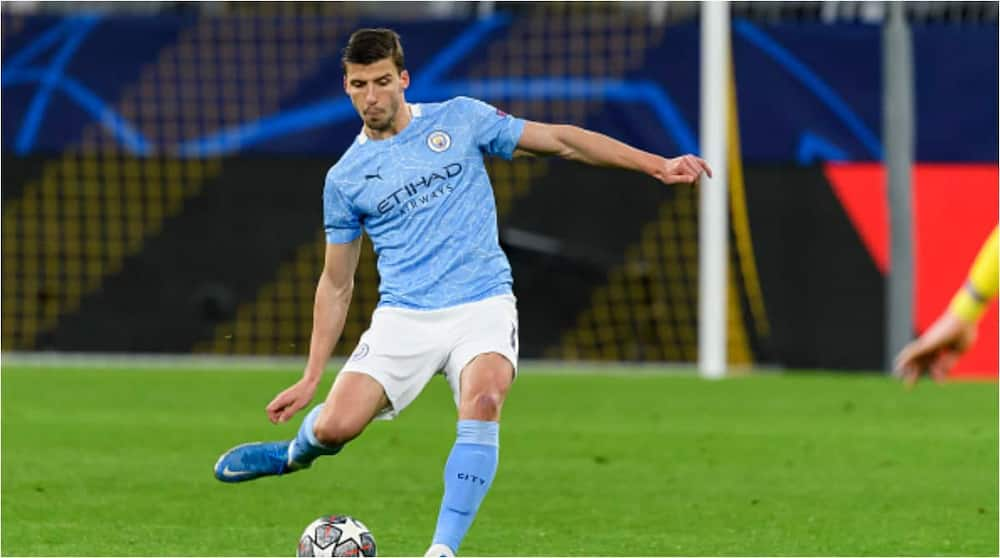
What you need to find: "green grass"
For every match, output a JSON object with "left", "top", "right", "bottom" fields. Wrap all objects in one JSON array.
[{"left": 1, "top": 364, "right": 997, "bottom": 556}]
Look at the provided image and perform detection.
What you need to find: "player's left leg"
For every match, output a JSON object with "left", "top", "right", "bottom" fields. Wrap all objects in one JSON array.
[{"left": 428, "top": 352, "right": 514, "bottom": 557}]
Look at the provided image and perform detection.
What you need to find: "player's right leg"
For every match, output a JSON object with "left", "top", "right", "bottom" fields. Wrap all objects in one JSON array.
[
  {"left": 288, "top": 371, "right": 390, "bottom": 467},
  {"left": 213, "top": 371, "right": 388, "bottom": 483}
]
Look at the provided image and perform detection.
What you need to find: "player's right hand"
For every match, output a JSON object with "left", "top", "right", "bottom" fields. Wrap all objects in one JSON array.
[
  {"left": 892, "top": 312, "right": 977, "bottom": 389},
  {"left": 266, "top": 377, "right": 320, "bottom": 423}
]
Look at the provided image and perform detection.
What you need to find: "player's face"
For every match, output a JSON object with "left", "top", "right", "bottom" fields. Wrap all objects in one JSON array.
[{"left": 344, "top": 58, "right": 410, "bottom": 132}]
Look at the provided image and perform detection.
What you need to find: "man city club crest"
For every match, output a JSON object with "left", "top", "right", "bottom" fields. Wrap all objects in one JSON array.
[
  {"left": 427, "top": 130, "right": 451, "bottom": 153},
  {"left": 349, "top": 343, "right": 369, "bottom": 361}
]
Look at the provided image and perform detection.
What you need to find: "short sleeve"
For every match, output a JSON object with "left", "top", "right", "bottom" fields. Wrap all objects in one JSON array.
[
  {"left": 323, "top": 176, "right": 362, "bottom": 244},
  {"left": 459, "top": 96, "right": 526, "bottom": 160}
]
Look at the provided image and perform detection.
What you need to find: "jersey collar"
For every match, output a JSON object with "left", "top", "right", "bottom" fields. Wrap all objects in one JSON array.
[{"left": 357, "top": 103, "right": 422, "bottom": 145}]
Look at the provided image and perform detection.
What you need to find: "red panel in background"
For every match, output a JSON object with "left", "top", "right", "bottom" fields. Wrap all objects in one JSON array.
[{"left": 825, "top": 163, "right": 998, "bottom": 378}]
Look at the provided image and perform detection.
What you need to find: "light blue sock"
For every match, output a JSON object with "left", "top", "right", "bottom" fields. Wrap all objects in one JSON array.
[
  {"left": 431, "top": 420, "right": 499, "bottom": 553},
  {"left": 289, "top": 404, "right": 343, "bottom": 467}
]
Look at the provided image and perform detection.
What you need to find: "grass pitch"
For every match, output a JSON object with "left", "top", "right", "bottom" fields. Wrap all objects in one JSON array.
[{"left": 1, "top": 363, "right": 997, "bottom": 556}]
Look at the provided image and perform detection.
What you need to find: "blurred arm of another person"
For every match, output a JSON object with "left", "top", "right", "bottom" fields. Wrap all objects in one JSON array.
[{"left": 893, "top": 226, "right": 998, "bottom": 387}]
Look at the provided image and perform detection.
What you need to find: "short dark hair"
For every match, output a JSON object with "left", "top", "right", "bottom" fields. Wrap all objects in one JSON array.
[{"left": 342, "top": 28, "right": 405, "bottom": 73}]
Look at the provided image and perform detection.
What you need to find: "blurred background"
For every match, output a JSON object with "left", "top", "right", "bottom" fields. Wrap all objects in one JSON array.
[{"left": 2, "top": 0, "right": 997, "bottom": 377}]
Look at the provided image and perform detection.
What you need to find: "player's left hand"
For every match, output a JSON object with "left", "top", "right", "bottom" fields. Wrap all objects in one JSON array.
[{"left": 657, "top": 154, "right": 713, "bottom": 185}]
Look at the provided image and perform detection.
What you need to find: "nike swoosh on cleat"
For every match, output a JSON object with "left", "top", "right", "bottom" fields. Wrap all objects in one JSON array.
[{"left": 220, "top": 465, "right": 255, "bottom": 479}]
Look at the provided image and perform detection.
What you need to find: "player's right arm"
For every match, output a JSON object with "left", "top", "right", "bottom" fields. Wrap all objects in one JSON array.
[
  {"left": 267, "top": 238, "right": 362, "bottom": 423},
  {"left": 303, "top": 239, "right": 363, "bottom": 383},
  {"left": 894, "top": 225, "right": 998, "bottom": 386},
  {"left": 267, "top": 169, "right": 364, "bottom": 423}
]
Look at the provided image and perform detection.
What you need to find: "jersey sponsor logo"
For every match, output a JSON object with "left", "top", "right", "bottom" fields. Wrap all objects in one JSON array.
[
  {"left": 376, "top": 163, "right": 463, "bottom": 215},
  {"left": 349, "top": 342, "right": 369, "bottom": 361},
  {"left": 398, "top": 183, "right": 456, "bottom": 216},
  {"left": 426, "top": 130, "right": 452, "bottom": 153}
]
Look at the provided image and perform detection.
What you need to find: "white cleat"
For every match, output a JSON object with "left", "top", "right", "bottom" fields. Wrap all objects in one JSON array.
[{"left": 424, "top": 543, "right": 456, "bottom": 557}]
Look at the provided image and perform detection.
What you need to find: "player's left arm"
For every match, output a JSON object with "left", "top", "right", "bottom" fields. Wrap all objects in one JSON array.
[{"left": 514, "top": 121, "right": 712, "bottom": 185}]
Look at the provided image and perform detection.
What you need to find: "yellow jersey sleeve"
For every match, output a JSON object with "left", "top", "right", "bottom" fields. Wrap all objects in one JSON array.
[{"left": 948, "top": 225, "right": 999, "bottom": 323}]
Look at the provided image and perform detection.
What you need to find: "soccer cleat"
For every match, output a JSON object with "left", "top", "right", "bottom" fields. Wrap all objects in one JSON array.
[
  {"left": 424, "top": 543, "right": 456, "bottom": 557},
  {"left": 213, "top": 441, "right": 302, "bottom": 483}
]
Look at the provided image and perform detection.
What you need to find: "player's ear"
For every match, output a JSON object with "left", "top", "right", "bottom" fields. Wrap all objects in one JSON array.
[
  {"left": 399, "top": 69, "right": 410, "bottom": 90},
  {"left": 342, "top": 74, "right": 349, "bottom": 94}
]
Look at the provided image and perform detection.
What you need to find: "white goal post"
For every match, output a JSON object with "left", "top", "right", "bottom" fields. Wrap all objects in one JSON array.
[{"left": 698, "top": 0, "right": 730, "bottom": 379}]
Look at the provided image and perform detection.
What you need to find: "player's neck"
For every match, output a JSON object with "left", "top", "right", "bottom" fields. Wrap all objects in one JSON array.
[{"left": 364, "top": 102, "right": 413, "bottom": 141}]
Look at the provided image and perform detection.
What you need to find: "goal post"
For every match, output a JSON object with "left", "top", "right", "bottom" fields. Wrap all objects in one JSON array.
[{"left": 698, "top": 0, "right": 730, "bottom": 379}]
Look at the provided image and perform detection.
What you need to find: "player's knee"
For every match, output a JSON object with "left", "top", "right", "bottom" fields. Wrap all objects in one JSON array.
[
  {"left": 313, "top": 414, "right": 365, "bottom": 447},
  {"left": 468, "top": 392, "right": 503, "bottom": 420}
]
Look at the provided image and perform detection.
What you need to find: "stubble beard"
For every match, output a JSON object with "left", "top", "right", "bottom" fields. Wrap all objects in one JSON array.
[{"left": 365, "top": 99, "right": 399, "bottom": 132}]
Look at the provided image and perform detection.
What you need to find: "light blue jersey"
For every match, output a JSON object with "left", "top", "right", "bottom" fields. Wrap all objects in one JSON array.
[{"left": 323, "top": 96, "right": 526, "bottom": 310}]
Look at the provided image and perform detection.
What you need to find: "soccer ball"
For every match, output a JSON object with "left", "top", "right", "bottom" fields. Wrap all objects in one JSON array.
[{"left": 297, "top": 515, "right": 377, "bottom": 557}]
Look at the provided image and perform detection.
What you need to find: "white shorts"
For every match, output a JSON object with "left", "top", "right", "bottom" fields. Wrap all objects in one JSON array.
[{"left": 340, "top": 294, "right": 519, "bottom": 420}]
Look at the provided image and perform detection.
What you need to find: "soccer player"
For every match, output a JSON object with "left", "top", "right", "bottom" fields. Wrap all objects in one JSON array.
[
  {"left": 213, "top": 28, "right": 712, "bottom": 557},
  {"left": 894, "top": 225, "right": 998, "bottom": 386}
]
